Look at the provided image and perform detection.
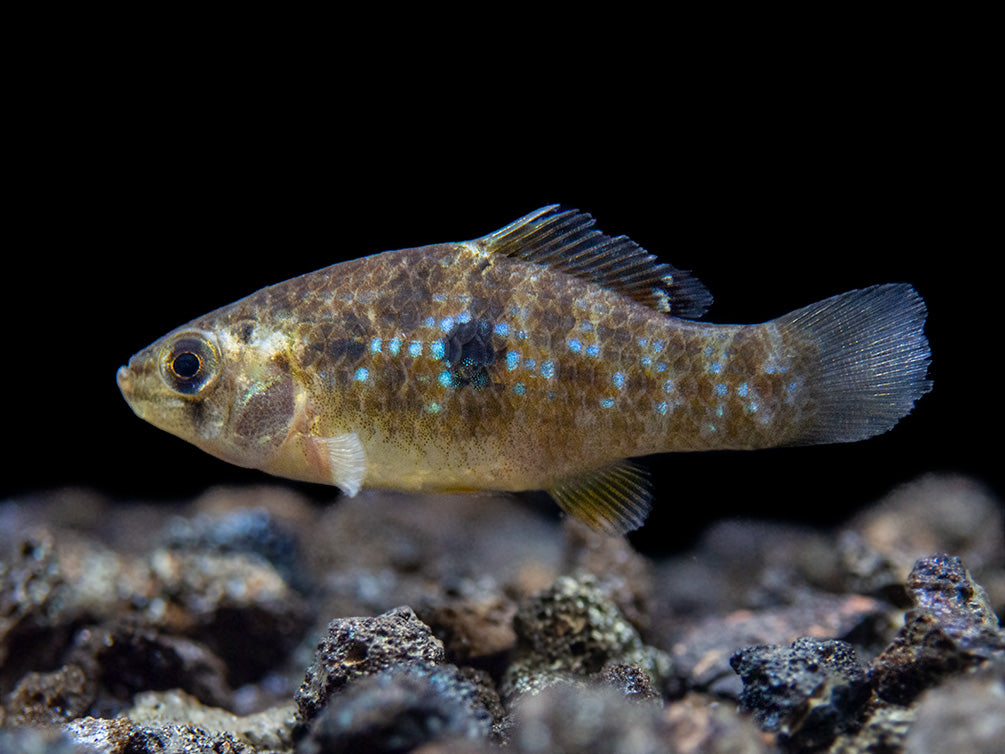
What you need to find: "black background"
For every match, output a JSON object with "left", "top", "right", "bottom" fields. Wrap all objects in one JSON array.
[{"left": 6, "top": 22, "right": 998, "bottom": 555}]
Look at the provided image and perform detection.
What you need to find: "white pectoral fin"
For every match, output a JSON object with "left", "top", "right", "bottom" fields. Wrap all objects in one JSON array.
[{"left": 317, "top": 432, "right": 367, "bottom": 496}]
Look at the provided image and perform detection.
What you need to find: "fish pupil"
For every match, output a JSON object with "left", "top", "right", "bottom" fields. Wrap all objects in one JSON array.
[{"left": 173, "top": 352, "right": 201, "bottom": 379}]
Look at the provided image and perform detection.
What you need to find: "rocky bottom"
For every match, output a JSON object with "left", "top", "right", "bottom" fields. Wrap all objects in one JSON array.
[{"left": 1, "top": 473, "right": 1003, "bottom": 753}]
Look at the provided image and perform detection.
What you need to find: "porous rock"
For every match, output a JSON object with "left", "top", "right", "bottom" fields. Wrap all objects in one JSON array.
[
  {"left": 295, "top": 605, "right": 446, "bottom": 723},
  {"left": 730, "top": 637, "right": 871, "bottom": 751},
  {"left": 869, "top": 554, "right": 1005, "bottom": 704},
  {"left": 296, "top": 664, "right": 496, "bottom": 754},
  {"left": 501, "top": 573, "right": 670, "bottom": 702}
]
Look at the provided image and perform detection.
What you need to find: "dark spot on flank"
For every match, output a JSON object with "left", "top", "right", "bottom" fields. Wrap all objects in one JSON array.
[
  {"left": 328, "top": 338, "right": 367, "bottom": 364},
  {"left": 445, "top": 319, "right": 498, "bottom": 390}
]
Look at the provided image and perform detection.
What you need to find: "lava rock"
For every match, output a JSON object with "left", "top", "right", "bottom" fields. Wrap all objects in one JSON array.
[
  {"left": 502, "top": 573, "right": 671, "bottom": 702},
  {"left": 65, "top": 714, "right": 258, "bottom": 753},
  {"left": 672, "top": 592, "right": 889, "bottom": 697},
  {"left": 295, "top": 605, "right": 447, "bottom": 723},
  {"left": 297, "top": 665, "right": 495, "bottom": 754},
  {"left": 3, "top": 663, "right": 93, "bottom": 727},
  {"left": 870, "top": 553, "right": 1005, "bottom": 704},
  {"left": 730, "top": 637, "right": 871, "bottom": 751}
]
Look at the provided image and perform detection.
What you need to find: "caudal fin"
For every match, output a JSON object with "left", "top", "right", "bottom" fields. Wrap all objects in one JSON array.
[{"left": 776, "top": 284, "right": 932, "bottom": 445}]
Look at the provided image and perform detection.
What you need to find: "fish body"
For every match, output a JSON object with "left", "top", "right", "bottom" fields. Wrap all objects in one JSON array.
[{"left": 117, "top": 206, "right": 932, "bottom": 532}]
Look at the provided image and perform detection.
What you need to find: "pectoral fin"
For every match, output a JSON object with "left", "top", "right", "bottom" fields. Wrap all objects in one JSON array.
[
  {"left": 300, "top": 432, "right": 367, "bottom": 496},
  {"left": 546, "top": 461, "right": 652, "bottom": 535}
]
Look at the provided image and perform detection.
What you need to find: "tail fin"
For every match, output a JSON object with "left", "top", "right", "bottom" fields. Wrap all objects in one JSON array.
[{"left": 776, "top": 284, "right": 932, "bottom": 445}]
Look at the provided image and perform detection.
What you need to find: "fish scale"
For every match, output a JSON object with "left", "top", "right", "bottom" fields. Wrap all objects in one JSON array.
[{"left": 118, "top": 206, "right": 931, "bottom": 534}]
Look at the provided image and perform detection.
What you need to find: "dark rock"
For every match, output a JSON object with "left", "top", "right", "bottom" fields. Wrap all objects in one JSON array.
[
  {"left": 672, "top": 592, "right": 889, "bottom": 697},
  {"left": 146, "top": 548, "right": 312, "bottom": 686},
  {"left": 297, "top": 665, "right": 495, "bottom": 754},
  {"left": 870, "top": 554, "right": 1005, "bottom": 704},
  {"left": 68, "top": 619, "right": 232, "bottom": 712},
  {"left": 829, "top": 701, "right": 917, "bottom": 754},
  {"left": 502, "top": 573, "right": 670, "bottom": 702},
  {"left": 730, "top": 637, "right": 871, "bottom": 751},
  {"left": 418, "top": 582, "right": 517, "bottom": 667},
  {"left": 593, "top": 662, "right": 662, "bottom": 705},
  {"left": 295, "top": 605, "right": 446, "bottom": 723},
  {"left": 65, "top": 715, "right": 257, "bottom": 753},
  {"left": 3, "top": 663, "right": 93, "bottom": 726}
]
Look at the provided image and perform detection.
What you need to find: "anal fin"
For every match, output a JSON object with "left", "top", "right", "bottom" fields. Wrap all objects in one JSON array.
[{"left": 546, "top": 460, "right": 652, "bottom": 535}]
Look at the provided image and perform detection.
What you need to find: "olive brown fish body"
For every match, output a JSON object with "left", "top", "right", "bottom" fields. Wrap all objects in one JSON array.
[{"left": 118, "top": 206, "right": 932, "bottom": 533}]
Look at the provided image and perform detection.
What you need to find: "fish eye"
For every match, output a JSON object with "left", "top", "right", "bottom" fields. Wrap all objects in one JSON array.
[{"left": 159, "top": 332, "right": 220, "bottom": 395}]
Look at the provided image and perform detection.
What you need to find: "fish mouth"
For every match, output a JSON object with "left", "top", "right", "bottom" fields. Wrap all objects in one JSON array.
[{"left": 116, "top": 364, "right": 132, "bottom": 396}]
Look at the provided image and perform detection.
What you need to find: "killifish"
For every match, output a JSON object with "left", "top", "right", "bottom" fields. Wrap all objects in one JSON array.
[{"left": 117, "top": 206, "right": 931, "bottom": 533}]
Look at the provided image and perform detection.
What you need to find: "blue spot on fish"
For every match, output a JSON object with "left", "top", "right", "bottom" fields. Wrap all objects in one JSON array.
[
  {"left": 369, "top": 338, "right": 382, "bottom": 354},
  {"left": 641, "top": 356, "right": 652, "bottom": 367},
  {"left": 612, "top": 372, "right": 625, "bottom": 390},
  {"left": 568, "top": 338, "right": 582, "bottom": 353},
  {"left": 494, "top": 322, "right": 510, "bottom": 337},
  {"left": 710, "top": 362, "right": 722, "bottom": 374},
  {"left": 427, "top": 402, "right": 442, "bottom": 414},
  {"left": 440, "top": 316, "right": 454, "bottom": 332},
  {"left": 438, "top": 371, "right": 454, "bottom": 388},
  {"left": 737, "top": 382, "right": 749, "bottom": 397},
  {"left": 430, "top": 340, "right": 445, "bottom": 360},
  {"left": 354, "top": 367, "right": 369, "bottom": 382},
  {"left": 652, "top": 340, "right": 665, "bottom": 353},
  {"left": 457, "top": 311, "right": 471, "bottom": 323},
  {"left": 514, "top": 382, "right": 526, "bottom": 396},
  {"left": 663, "top": 379, "right": 674, "bottom": 393},
  {"left": 541, "top": 360, "right": 555, "bottom": 379},
  {"left": 586, "top": 344, "right": 600, "bottom": 357},
  {"left": 424, "top": 316, "right": 436, "bottom": 327},
  {"left": 524, "top": 358, "right": 536, "bottom": 370},
  {"left": 506, "top": 351, "right": 520, "bottom": 370},
  {"left": 656, "top": 401, "right": 668, "bottom": 416},
  {"left": 714, "top": 383, "right": 727, "bottom": 396},
  {"left": 408, "top": 342, "right": 422, "bottom": 357},
  {"left": 601, "top": 398, "right": 615, "bottom": 408},
  {"left": 388, "top": 337, "right": 402, "bottom": 356}
]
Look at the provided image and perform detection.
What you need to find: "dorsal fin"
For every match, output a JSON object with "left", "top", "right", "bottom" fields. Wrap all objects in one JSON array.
[{"left": 474, "top": 205, "right": 712, "bottom": 318}]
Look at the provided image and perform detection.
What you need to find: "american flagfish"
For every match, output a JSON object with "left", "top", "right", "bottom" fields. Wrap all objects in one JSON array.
[{"left": 116, "top": 206, "right": 931, "bottom": 533}]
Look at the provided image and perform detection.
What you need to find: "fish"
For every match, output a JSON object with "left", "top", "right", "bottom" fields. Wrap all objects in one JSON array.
[{"left": 117, "top": 205, "right": 932, "bottom": 534}]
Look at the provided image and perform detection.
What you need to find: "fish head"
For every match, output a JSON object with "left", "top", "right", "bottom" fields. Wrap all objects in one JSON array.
[{"left": 117, "top": 321, "right": 298, "bottom": 472}]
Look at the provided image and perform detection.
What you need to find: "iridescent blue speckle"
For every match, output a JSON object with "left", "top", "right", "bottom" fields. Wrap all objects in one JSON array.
[
  {"left": 430, "top": 340, "right": 445, "bottom": 360},
  {"left": 612, "top": 372, "right": 626, "bottom": 390},
  {"left": 656, "top": 362, "right": 667, "bottom": 372},
  {"left": 524, "top": 358, "right": 536, "bottom": 370},
  {"left": 663, "top": 379, "right": 674, "bottom": 393},
  {"left": 580, "top": 322, "right": 594, "bottom": 332},
  {"left": 653, "top": 340, "right": 665, "bottom": 353},
  {"left": 601, "top": 398, "right": 615, "bottom": 408},
  {"left": 514, "top": 382, "right": 526, "bottom": 396},
  {"left": 656, "top": 401, "right": 668, "bottom": 415},
  {"left": 424, "top": 316, "right": 436, "bottom": 327},
  {"left": 354, "top": 367, "right": 369, "bottom": 382},
  {"left": 506, "top": 351, "right": 520, "bottom": 370},
  {"left": 388, "top": 337, "right": 402, "bottom": 356},
  {"left": 427, "top": 402, "right": 442, "bottom": 414},
  {"left": 438, "top": 371, "right": 454, "bottom": 388},
  {"left": 641, "top": 356, "right": 652, "bottom": 367},
  {"left": 369, "top": 338, "right": 382, "bottom": 354},
  {"left": 586, "top": 344, "right": 600, "bottom": 357},
  {"left": 710, "top": 362, "right": 722, "bottom": 374},
  {"left": 494, "top": 322, "right": 510, "bottom": 337},
  {"left": 541, "top": 360, "right": 555, "bottom": 379},
  {"left": 714, "top": 383, "right": 727, "bottom": 396},
  {"left": 457, "top": 311, "right": 471, "bottom": 323},
  {"left": 440, "top": 316, "right": 454, "bottom": 332},
  {"left": 737, "top": 382, "right": 749, "bottom": 397},
  {"left": 715, "top": 406, "right": 724, "bottom": 417},
  {"left": 408, "top": 342, "right": 422, "bottom": 357},
  {"left": 568, "top": 338, "right": 582, "bottom": 353}
]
